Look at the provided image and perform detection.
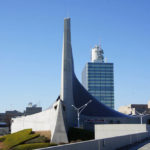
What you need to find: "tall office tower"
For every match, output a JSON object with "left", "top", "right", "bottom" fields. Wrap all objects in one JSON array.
[{"left": 82, "top": 45, "right": 114, "bottom": 109}]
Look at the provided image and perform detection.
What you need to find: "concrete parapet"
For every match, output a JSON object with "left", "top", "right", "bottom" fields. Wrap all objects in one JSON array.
[
  {"left": 36, "top": 132, "right": 149, "bottom": 150},
  {"left": 95, "top": 124, "right": 150, "bottom": 139}
]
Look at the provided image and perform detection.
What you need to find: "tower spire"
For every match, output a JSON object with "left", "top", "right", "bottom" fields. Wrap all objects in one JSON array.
[{"left": 60, "top": 18, "right": 76, "bottom": 127}]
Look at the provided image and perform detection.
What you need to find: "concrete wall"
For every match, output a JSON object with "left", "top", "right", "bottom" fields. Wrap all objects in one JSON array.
[
  {"left": 37, "top": 132, "right": 149, "bottom": 150},
  {"left": 95, "top": 124, "right": 150, "bottom": 139},
  {"left": 11, "top": 105, "right": 56, "bottom": 133}
]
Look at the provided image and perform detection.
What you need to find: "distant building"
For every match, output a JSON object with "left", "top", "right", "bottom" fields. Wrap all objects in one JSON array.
[
  {"left": 0, "top": 122, "right": 9, "bottom": 135},
  {"left": 118, "top": 101, "right": 150, "bottom": 115},
  {"left": 5, "top": 110, "right": 22, "bottom": 117},
  {"left": 0, "top": 103, "right": 42, "bottom": 131},
  {"left": 0, "top": 111, "right": 23, "bottom": 123},
  {"left": 0, "top": 110, "right": 23, "bottom": 130},
  {"left": 25, "top": 103, "right": 42, "bottom": 115},
  {"left": 0, "top": 113, "right": 5, "bottom": 122},
  {"left": 82, "top": 45, "right": 114, "bottom": 109}
]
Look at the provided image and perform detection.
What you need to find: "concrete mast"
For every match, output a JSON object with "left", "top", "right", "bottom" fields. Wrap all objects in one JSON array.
[{"left": 60, "top": 18, "right": 76, "bottom": 128}]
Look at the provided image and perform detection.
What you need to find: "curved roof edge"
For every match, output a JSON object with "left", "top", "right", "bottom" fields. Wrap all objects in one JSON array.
[{"left": 73, "top": 74, "right": 130, "bottom": 118}]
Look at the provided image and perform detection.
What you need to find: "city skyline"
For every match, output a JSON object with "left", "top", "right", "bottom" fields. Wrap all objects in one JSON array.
[{"left": 0, "top": 0, "right": 150, "bottom": 112}]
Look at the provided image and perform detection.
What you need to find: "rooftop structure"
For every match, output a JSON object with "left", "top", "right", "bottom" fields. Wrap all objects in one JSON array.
[
  {"left": 91, "top": 45, "right": 104, "bottom": 63},
  {"left": 25, "top": 103, "right": 42, "bottom": 115}
]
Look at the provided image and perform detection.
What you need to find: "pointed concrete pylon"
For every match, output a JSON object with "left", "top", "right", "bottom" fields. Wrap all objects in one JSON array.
[
  {"left": 60, "top": 18, "right": 76, "bottom": 128},
  {"left": 51, "top": 100, "right": 68, "bottom": 143}
]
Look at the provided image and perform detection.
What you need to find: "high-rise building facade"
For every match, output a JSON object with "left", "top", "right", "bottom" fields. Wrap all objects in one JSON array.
[{"left": 82, "top": 45, "right": 114, "bottom": 109}]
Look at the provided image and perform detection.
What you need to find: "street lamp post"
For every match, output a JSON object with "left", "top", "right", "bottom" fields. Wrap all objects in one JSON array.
[
  {"left": 135, "top": 110, "right": 149, "bottom": 124},
  {"left": 72, "top": 100, "right": 92, "bottom": 128}
]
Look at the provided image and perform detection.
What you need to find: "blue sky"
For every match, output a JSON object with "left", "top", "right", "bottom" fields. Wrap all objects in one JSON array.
[{"left": 0, "top": 0, "right": 150, "bottom": 112}]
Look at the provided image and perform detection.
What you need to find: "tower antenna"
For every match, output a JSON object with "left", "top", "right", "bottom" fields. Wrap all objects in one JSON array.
[{"left": 99, "top": 39, "right": 102, "bottom": 48}]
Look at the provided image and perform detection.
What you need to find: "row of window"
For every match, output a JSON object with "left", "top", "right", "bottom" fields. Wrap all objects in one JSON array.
[
  {"left": 89, "top": 90, "right": 114, "bottom": 94},
  {"left": 88, "top": 79, "right": 114, "bottom": 82},
  {"left": 105, "top": 104, "right": 114, "bottom": 106},
  {"left": 102, "top": 102, "right": 114, "bottom": 104},
  {"left": 88, "top": 84, "right": 113, "bottom": 87},
  {"left": 89, "top": 86, "right": 114, "bottom": 89},
  {"left": 88, "top": 72, "right": 113, "bottom": 75},
  {"left": 87, "top": 69, "right": 113, "bottom": 72},
  {"left": 101, "top": 102, "right": 114, "bottom": 105},
  {"left": 88, "top": 69, "right": 113, "bottom": 72},
  {"left": 92, "top": 95, "right": 114, "bottom": 98},
  {"left": 88, "top": 80, "right": 114, "bottom": 83},
  {"left": 88, "top": 64, "right": 113, "bottom": 66},
  {"left": 95, "top": 100, "right": 114, "bottom": 103},
  {"left": 88, "top": 79, "right": 113, "bottom": 82},
  {"left": 88, "top": 73, "right": 113, "bottom": 76},
  {"left": 99, "top": 101, "right": 114, "bottom": 104},
  {"left": 88, "top": 76, "right": 114, "bottom": 79},
  {"left": 89, "top": 84, "right": 114, "bottom": 86},
  {"left": 92, "top": 94, "right": 114, "bottom": 101},
  {"left": 95, "top": 99, "right": 114, "bottom": 102},
  {"left": 88, "top": 64, "right": 113, "bottom": 67},
  {"left": 105, "top": 105, "right": 114, "bottom": 108},
  {"left": 88, "top": 73, "right": 113, "bottom": 75},
  {"left": 88, "top": 81, "right": 114, "bottom": 83},
  {"left": 88, "top": 83, "right": 114, "bottom": 86},
  {"left": 88, "top": 67, "right": 113, "bottom": 69},
  {"left": 88, "top": 63, "right": 113, "bottom": 66},
  {"left": 90, "top": 95, "right": 114, "bottom": 97},
  {"left": 88, "top": 86, "right": 114, "bottom": 91},
  {"left": 100, "top": 102, "right": 114, "bottom": 105},
  {"left": 88, "top": 65, "right": 113, "bottom": 67},
  {"left": 91, "top": 95, "right": 114, "bottom": 97},
  {"left": 94, "top": 96, "right": 114, "bottom": 100},
  {"left": 87, "top": 68, "right": 113, "bottom": 71}
]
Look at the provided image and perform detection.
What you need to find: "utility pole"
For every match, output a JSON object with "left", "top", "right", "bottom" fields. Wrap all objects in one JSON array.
[{"left": 72, "top": 100, "right": 92, "bottom": 128}]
